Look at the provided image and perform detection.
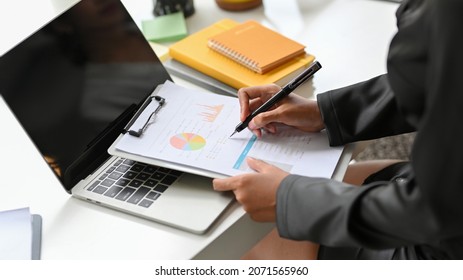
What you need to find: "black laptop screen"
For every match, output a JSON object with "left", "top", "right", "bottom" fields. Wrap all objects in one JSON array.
[{"left": 0, "top": 0, "right": 172, "bottom": 191}]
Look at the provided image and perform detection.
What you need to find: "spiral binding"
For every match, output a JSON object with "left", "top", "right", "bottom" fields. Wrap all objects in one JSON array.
[{"left": 208, "top": 40, "right": 260, "bottom": 73}]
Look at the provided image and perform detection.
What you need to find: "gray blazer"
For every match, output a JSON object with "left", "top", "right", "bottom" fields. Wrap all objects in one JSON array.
[{"left": 276, "top": 0, "right": 463, "bottom": 259}]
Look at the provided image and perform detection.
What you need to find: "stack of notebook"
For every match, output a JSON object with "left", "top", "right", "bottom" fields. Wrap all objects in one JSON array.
[{"left": 167, "top": 19, "right": 315, "bottom": 94}]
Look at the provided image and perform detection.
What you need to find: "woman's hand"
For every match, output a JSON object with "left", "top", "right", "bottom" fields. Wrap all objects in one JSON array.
[
  {"left": 213, "top": 157, "right": 289, "bottom": 222},
  {"left": 237, "top": 84, "right": 325, "bottom": 137}
]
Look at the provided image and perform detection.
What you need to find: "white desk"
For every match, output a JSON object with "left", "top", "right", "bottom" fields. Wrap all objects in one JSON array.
[{"left": 0, "top": 0, "right": 399, "bottom": 259}]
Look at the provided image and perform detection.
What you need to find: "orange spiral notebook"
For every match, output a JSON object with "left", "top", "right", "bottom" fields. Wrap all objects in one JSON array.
[{"left": 207, "top": 20, "right": 306, "bottom": 74}]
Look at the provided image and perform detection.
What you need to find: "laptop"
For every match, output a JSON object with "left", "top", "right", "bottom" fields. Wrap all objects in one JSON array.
[{"left": 0, "top": 0, "right": 234, "bottom": 234}]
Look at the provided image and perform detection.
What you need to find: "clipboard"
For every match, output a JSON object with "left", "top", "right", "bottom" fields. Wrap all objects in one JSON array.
[{"left": 108, "top": 84, "right": 227, "bottom": 179}]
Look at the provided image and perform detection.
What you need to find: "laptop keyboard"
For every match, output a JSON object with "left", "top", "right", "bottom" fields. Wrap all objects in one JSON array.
[{"left": 86, "top": 158, "right": 183, "bottom": 208}]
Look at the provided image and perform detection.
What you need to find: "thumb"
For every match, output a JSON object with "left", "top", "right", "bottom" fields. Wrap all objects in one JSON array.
[{"left": 246, "top": 157, "right": 272, "bottom": 173}]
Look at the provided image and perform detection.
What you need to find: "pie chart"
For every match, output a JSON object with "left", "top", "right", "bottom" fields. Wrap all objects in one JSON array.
[{"left": 170, "top": 133, "right": 206, "bottom": 151}]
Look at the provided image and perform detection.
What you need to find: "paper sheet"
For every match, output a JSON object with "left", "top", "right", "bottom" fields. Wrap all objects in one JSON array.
[
  {"left": 0, "top": 207, "right": 32, "bottom": 260},
  {"left": 115, "top": 81, "right": 343, "bottom": 178}
]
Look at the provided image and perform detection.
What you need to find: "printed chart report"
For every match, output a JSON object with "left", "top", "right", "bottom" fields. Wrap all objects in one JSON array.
[{"left": 114, "top": 81, "right": 343, "bottom": 178}]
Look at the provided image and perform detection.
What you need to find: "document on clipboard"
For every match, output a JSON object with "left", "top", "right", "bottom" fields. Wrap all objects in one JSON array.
[{"left": 109, "top": 81, "right": 343, "bottom": 179}]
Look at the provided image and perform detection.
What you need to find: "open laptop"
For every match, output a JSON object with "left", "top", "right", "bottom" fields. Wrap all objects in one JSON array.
[{"left": 0, "top": 0, "right": 233, "bottom": 234}]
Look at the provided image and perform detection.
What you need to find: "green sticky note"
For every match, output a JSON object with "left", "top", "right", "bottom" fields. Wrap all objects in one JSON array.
[{"left": 142, "top": 12, "right": 188, "bottom": 43}]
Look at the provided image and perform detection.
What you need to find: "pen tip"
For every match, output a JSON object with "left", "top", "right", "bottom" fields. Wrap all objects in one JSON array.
[{"left": 229, "top": 131, "right": 236, "bottom": 138}]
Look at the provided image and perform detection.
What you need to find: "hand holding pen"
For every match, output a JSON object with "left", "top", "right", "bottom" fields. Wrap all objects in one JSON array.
[{"left": 230, "top": 61, "right": 322, "bottom": 137}]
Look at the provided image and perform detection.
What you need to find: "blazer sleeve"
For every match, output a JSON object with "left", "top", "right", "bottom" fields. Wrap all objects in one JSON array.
[{"left": 317, "top": 75, "right": 415, "bottom": 147}]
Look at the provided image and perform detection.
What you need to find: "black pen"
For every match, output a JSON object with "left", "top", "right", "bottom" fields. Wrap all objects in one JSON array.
[{"left": 229, "top": 61, "right": 322, "bottom": 137}]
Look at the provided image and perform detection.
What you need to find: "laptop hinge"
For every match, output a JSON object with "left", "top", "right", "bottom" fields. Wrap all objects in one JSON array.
[{"left": 63, "top": 103, "right": 138, "bottom": 191}]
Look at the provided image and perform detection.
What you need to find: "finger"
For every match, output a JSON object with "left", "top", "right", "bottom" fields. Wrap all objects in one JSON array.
[
  {"left": 212, "top": 178, "right": 235, "bottom": 191},
  {"left": 248, "top": 119, "right": 277, "bottom": 134},
  {"left": 250, "top": 108, "right": 283, "bottom": 130},
  {"left": 237, "top": 88, "right": 252, "bottom": 121},
  {"left": 237, "top": 86, "right": 267, "bottom": 120},
  {"left": 238, "top": 84, "right": 280, "bottom": 101},
  {"left": 252, "top": 127, "right": 263, "bottom": 138},
  {"left": 248, "top": 97, "right": 266, "bottom": 113},
  {"left": 238, "top": 85, "right": 280, "bottom": 121},
  {"left": 264, "top": 123, "right": 277, "bottom": 134}
]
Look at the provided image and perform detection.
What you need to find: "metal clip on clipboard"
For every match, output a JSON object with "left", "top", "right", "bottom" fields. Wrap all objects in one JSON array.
[{"left": 123, "top": 95, "right": 166, "bottom": 137}]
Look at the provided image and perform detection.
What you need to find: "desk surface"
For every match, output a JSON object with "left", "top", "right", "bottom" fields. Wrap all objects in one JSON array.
[{"left": 0, "top": 0, "right": 399, "bottom": 259}]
